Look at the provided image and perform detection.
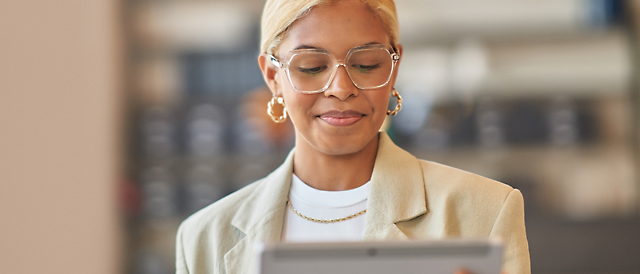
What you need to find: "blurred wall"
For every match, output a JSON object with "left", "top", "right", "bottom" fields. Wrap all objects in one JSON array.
[{"left": 0, "top": 1, "right": 122, "bottom": 273}]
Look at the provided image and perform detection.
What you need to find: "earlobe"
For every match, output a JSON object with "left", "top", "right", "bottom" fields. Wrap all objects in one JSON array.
[{"left": 258, "top": 54, "right": 279, "bottom": 96}]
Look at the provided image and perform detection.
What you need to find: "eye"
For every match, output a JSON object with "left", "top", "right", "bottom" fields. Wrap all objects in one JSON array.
[
  {"left": 351, "top": 63, "right": 381, "bottom": 73},
  {"left": 298, "top": 65, "right": 328, "bottom": 74}
]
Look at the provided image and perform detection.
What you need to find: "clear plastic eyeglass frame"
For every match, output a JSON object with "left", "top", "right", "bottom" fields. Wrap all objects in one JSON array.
[{"left": 268, "top": 44, "right": 400, "bottom": 94}]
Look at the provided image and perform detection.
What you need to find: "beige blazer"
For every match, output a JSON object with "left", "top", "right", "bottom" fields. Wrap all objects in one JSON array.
[{"left": 176, "top": 132, "right": 531, "bottom": 274}]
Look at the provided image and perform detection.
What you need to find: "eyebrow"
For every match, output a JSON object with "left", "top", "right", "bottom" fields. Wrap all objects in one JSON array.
[
  {"left": 293, "top": 45, "right": 318, "bottom": 50},
  {"left": 293, "top": 41, "right": 382, "bottom": 51}
]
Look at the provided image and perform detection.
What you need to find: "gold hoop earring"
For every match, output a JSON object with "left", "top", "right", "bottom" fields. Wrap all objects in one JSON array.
[
  {"left": 267, "top": 96, "right": 288, "bottom": 123},
  {"left": 387, "top": 89, "right": 402, "bottom": 116}
]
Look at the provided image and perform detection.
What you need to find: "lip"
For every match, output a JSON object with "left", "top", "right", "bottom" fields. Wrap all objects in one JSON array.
[{"left": 317, "top": 110, "right": 365, "bottom": 127}]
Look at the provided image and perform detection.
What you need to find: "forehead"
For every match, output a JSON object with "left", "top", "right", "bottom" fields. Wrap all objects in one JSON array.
[{"left": 278, "top": 0, "right": 390, "bottom": 58}]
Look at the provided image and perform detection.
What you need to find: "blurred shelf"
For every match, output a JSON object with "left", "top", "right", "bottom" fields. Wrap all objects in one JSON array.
[
  {"left": 397, "top": 0, "right": 621, "bottom": 44},
  {"left": 397, "top": 30, "right": 632, "bottom": 103}
]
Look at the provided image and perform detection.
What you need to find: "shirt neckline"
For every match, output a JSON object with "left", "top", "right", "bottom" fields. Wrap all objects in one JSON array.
[{"left": 289, "top": 173, "right": 370, "bottom": 208}]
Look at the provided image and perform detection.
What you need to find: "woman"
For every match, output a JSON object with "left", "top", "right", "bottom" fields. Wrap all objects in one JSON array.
[{"left": 176, "top": 0, "right": 531, "bottom": 273}]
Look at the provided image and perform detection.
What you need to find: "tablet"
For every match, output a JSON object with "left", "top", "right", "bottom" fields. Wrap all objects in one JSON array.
[{"left": 256, "top": 239, "right": 503, "bottom": 274}]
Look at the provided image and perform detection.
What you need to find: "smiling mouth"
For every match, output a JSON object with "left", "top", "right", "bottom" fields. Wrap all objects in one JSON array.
[{"left": 318, "top": 110, "right": 365, "bottom": 127}]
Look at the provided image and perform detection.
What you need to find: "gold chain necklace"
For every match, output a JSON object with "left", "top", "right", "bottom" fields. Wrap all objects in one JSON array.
[{"left": 286, "top": 198, "right": 366, "bottom": 224}]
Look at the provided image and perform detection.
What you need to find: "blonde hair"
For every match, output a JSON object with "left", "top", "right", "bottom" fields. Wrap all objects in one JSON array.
[{"left": 260, "top": 0, "right": 399, "bottom": 55}]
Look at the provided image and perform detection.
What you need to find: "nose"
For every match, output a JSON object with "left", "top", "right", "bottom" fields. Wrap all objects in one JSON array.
[{"left": 324, "top": 64, "right": 358, "bottom": 100}]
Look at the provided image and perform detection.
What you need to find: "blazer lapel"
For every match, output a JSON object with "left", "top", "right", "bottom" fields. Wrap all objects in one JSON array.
[
  {"left": 363, "top": 132, "right": 428, "bottom": 241},
  {"left": 223, "top": 150, "right": 295, "bottom": 274}
]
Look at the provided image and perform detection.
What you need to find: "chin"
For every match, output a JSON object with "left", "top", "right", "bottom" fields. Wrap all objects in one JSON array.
[
  {"left": 317, "top": 143, "right": 367, "bottom": 156},
  {"left": 309, "top": 130, "right": 378, "bottom": 156}
]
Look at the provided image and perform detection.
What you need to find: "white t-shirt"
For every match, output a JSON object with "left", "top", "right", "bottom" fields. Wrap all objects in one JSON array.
[{"left": 282, "top": 174, "right": 370, "bottom": 243}]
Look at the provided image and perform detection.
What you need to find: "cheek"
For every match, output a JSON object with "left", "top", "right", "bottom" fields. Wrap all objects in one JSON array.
[
  {"left": 371, "top": 90, "right": 391, "bottom": 114},
  {"left": 286, "top": 95, "right": 309, "bottom": 117},
  {"left": 354, "top": 90, "right": 389, "bottom": 131},
  {"left": 282, "top": 88, "right": 315, "bottom": 125}
]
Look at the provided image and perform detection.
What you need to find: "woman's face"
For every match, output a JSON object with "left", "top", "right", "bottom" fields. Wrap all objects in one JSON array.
[{"left": 263, "top": 0, "right": 401, "bottom": 156}]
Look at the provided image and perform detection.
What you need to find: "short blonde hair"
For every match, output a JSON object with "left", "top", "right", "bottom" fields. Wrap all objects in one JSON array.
[{"left": 260, "top": 0, "right": 399, "bottom": 55}]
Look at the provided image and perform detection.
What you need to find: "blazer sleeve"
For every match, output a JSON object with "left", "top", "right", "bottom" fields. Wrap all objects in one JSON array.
[
  {"left": 176, "top": 222, "right": 190, "bottom": 274},
  {"left": 489, "top": 189, "right": 531, "bottom": 274}
]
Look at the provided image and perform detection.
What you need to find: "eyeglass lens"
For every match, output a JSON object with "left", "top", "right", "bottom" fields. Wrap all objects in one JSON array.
[{"left": 287, "top": 48, "right": 393, "bottom": 93}]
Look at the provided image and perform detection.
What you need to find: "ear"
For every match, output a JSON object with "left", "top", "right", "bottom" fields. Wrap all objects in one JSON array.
[{"left": 258, "top": 54, "right": 280, "bottom": 96}]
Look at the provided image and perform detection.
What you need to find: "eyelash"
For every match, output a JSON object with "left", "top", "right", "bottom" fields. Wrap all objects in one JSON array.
[
  {"left": 299, "top": 66, "right": 327, "bottom": 74},
  {"left": 352, "top": 63, "right": 380, "bottom": 72}
]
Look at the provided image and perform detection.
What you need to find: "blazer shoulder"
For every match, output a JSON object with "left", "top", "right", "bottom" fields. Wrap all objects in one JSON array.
[{"left": 415, "top": 159, "right": 522, "bottom": 237}]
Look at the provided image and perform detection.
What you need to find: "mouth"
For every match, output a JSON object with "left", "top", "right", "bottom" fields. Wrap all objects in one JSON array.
[{"left": 317, "top": 110, "right": 365, "bottom": 127}]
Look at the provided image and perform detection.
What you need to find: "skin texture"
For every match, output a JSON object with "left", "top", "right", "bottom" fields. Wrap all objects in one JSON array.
[{"left": 258, "top": 0, "right": 402, "bottom": 191}]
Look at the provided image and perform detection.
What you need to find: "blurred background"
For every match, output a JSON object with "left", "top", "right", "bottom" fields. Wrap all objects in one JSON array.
[{"left": 1, "top": 0, "right": 640, "bottom": 273}]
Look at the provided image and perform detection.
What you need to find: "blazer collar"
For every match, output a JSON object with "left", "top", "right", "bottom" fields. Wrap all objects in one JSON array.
[
  {"left": 363, "top": 131, "right": 428, "bottom": 240},
  {"left": 229, "top": 149, "right": 294, "bottom": 235}
]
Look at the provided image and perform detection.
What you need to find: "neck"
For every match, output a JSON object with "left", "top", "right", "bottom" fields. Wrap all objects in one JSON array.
[{"left": 293, "top": 133, "right": 379, "bottom": 191}]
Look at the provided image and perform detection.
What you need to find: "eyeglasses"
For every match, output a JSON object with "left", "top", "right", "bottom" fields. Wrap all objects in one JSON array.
[{"left": 269, "top": 44, "right": 400, "bottom": 94}]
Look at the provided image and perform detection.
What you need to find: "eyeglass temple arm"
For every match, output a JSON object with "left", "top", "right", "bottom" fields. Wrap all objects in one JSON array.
[
  {"left": 269, "top": 55, "right": 284, "bottom": 68},
  {"left": 391, "top": 46, "right": 400, "bottom": 61}
]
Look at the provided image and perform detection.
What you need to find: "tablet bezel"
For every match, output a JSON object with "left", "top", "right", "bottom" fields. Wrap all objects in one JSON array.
[{"left": 257, "top": 239, "right": 503, "bottom": 274}]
